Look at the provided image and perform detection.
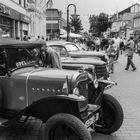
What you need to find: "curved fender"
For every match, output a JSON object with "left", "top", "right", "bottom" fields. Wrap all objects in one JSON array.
[{"left": 21, "top": 95, "right": 88, "bottom": 123}]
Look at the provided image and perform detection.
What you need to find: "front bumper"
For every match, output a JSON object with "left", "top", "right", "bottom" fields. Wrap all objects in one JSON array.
[{"left": 98, "top": 79, "right": 117, "bottom": 90}]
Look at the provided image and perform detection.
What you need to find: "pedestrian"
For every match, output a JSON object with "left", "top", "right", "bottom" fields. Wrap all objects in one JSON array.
[
  {"left": 120, "top": 38, "right": 124, "bottom": 54},
  {"left": 41, "top": 44, "right": 62, "bottom": 69},
  {"left": 125, "top": 36, "right": 136, "bottom": 71},
  {"left": 41, "top": 36, "right": 45, "bottom": 40},
  {"left": 94, "top": 36, "right": 100, "bottom": 51},
  {"left": 23, "top": 35, "right": 28, "bottom": 41},
  {"left": 86, "top": 38, "right": 95, "bottom": 51},
  {"left": 16, "top": 36, "right": 20, "bottom": 40},
  {"left": 37, "top": 35, "right": 41, "bottom": 41},
  {"left": 112, "top": 34, "right": 121, "bottom": 60},
  {"left": 106, "top": 39, "right": 116, "bottom": 73}
]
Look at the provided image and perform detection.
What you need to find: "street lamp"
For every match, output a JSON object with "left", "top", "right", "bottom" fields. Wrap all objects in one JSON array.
[{"left": 67, "top": 4, "right": 79, "bottom": 41}]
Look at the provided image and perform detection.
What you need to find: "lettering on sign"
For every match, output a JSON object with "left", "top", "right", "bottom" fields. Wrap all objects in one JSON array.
[
  {"left": 16, "top": 61, "right": 27, "bottom": 67},
  {"left": 0, "top": 4, "right": 10, "bottom": 15}
]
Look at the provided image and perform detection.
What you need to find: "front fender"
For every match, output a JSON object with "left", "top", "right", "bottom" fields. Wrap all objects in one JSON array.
[{"left": 21, "top": 95, "right": 88, "bottom": 123}]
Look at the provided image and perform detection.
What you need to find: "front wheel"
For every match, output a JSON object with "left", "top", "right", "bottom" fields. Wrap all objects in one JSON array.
[
  {"left": 43, "top": 113, "right": 92, "bottom": 140},
  {"left": 94, "top": 94, "right": 124, "bottom": 134}
]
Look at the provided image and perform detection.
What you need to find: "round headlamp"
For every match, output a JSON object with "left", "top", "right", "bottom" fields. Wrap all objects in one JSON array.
[
  {"left": 94, "top": 80, "right": 99, "bottom": 88},
  {"left": 73, "top": 87, "right": 80, "bottom": 95}
]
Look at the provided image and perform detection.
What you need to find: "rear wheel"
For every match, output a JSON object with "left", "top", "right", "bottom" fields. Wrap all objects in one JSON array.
[
  {"left": 94, "top": 94, "right": 124, "bottom": 134},
  {"left": 43, "top": 113, "right": 92, "bottom": 140}
]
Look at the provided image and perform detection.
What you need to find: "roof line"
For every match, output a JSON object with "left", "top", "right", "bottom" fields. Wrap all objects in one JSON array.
[{"left": 118, "top": 3, "right": 140, "bottom": 14}]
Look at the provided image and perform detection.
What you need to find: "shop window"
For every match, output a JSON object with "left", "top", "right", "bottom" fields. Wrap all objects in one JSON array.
[
  {"left": 24, "top": 0, "right": 26, "bottom": 8},
  {"left": 0, "top": 16, "right": 2, "bottom": 24},
  {"left": 19, "top": 0, "right": 21, "bottom": 5}
]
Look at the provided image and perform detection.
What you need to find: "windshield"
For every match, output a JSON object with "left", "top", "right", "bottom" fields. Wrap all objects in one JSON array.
[
  {"left": 6, "top": 47, "right": 41, "bottom": 71},
  {"left": 65, "top": 44, "right": 79, "bottom": 52}
]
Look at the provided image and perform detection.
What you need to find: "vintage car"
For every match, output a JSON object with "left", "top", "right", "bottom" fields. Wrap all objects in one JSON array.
[
  {"left": 0, "top": 38, "right": 93, "bottom": 140},
  {"left": 46, "top": 40, "right": 124, "bottom": 134},
  {"left": 46, "top": 40, "right": 107, "bottom": 62},
  {"left": 46, "top": 40, "right": 109, "bottom": 80}
]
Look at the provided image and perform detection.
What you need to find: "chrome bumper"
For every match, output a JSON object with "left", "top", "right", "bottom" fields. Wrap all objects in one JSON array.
[{"left": 98, "top": 79, "right": 117, "bottom": 90}]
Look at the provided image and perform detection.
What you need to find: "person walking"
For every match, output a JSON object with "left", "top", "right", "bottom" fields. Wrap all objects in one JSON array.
[
  {"left": 106, "top": 40, "right": 116, "bottom": 73},
  {"left": 125, "top": 36, "right": 136, "bottom": 71},
  {"left": 112, "top": 34, "right": 121, "bottom": 60}
]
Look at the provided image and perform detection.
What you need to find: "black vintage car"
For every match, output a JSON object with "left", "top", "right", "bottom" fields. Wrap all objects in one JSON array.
[
  {"left": 0, "top": 38, "right": 93, "bottom": 140},
  {"left": 46, "top": 40, "right": 107, "bottom": 61},
  {"left": 46, "top": 40, "right": 124, "bottom": 134},
  {"left": 47, "top": 40, "right": 109, "bottom": 80}
]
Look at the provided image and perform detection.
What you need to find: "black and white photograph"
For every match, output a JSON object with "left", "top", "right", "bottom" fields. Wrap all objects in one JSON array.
[{"left": 0, "top": 0, "right": 140, "bottom": 140}]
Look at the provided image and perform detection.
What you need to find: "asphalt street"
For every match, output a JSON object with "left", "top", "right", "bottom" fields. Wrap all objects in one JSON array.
[{"left": 0, "top": 52, "right": 140, "bottom": 140}]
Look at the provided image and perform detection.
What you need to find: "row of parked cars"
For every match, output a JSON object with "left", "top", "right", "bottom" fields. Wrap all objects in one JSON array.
[{"left": 0, "top": 38, "right": 123, "bottom": 140}]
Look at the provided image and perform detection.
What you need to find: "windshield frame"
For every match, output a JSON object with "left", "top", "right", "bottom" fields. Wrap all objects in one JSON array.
[
  {"left": 64, "top": 43, "right": 80, "bottom": 52},
  {"left": 4, "top": 47, "right": 42, "bottom": 72}
]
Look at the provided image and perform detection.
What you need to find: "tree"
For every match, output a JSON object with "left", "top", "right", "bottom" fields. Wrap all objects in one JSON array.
[
  {"left": 70, "top": 15, "right": 83, "bottom": 34},
  {"left": 89, "top": 14, "right": 99, "bottom": 35},
  {"left": 89, "top": 13, "right": 112, "bottom": 36},
  {"left": 97, "top": 13, "right": 112, "bottom": 36}
]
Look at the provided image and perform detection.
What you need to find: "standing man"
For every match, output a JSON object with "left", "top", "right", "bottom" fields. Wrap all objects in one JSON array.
[
  {"left": 94, "top": 36, "right": 100, "bottom": 51},
  {"left": 112, "top": 34, "right": 121, "bottom": 60},
  {"left": 41, "top": 44, "right": 62, "bottom": 69},
  {"left": 125, "top": 36, "right": 136, "bottom": 71}
]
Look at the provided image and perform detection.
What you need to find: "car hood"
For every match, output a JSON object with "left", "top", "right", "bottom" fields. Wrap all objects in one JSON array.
[
  {"left": 12, "top": 67, "right": 87, "bottom": 95},
  {"left": 13, "top": 67, "right": 79, "bottom": 81},
  {"left": 61, "top": 57, "right": 106, "bottom": 65},
  {"left": 69, "top": 50, "right": 105, "bottom": 58}
]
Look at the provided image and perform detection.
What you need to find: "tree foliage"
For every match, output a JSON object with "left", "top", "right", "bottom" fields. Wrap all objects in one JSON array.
[
  {"left": 89, "top": 13, "right": 112, "bottom": 36},
  {"left": 70, "top": 16, "right": 83, "bottom": 34}
]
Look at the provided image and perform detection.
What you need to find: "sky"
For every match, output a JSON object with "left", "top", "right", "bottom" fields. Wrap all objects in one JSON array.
[{"left": 51, "top": 0, "right": 140, "bottom": 31}]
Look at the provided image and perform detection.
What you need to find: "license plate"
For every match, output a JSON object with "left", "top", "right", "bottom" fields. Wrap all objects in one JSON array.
[{"left": 85, "top": 116, "right": 95, "bottom": 128}]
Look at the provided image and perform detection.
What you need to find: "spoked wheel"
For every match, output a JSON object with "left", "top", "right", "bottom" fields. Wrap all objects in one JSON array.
[
  {"left": 43, "top": 113, "right": 92, "bottom": 140},
  {"left": 94, "top": 94, "right": 124, "bottom": 134}
]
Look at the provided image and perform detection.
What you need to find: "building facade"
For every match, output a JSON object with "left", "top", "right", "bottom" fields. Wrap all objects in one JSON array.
[
  {"left": 133, "top": 12, "right": 140, "bottom": 38},
  {"left": 111, "top": 3, "right": 140, "bottom": 39},
  {"left": 44, "top": 8, "right": 67, "bottom": 40},
  {"left": 0, "top": 0, "right": 30, "bottom": 39},
  {"left": 26, "top": 0, "right": 46, "bottom": 39}
]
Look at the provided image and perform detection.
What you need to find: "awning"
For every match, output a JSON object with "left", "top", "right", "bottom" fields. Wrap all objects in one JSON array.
[{"left": 60, "top": 33, "right": 82, "bottom": 38}]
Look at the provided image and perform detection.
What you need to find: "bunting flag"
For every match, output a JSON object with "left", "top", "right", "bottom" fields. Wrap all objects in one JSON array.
[{"left": 46, "top": 0, "right": 53, "bottom": 9}]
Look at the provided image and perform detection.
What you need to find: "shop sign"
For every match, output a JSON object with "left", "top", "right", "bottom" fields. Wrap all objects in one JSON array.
[
  {"left": 0, "top": 4, "right": 10, "bottom": 15},
  {"left": 20, "top": 14, "right": 31, "bottom": 23}
]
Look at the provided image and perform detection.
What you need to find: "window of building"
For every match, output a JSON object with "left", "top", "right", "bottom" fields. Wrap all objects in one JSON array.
[
  {"left": 19, "top": 0, "right": 21, "bottom": 5},
  {"left": 24, "top": 0, "right": 26, "bottom": 8},
  {"left": 131, "top": 6, "right": 134, "bottom": 13},
  {"left": 134, "top": 19, "right": 136, "bottom": 27},
  {"left": 139, "top": 18, "right": 140, "bottom": 27}
]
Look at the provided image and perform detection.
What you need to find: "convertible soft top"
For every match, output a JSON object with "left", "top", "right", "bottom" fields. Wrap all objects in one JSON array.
[{"left": 0, "top": 38, "right": 46, "bottom": 48}]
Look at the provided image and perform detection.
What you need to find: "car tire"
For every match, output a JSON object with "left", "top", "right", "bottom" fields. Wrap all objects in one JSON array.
[
  {"left": 94, "top": 94, "right": 124, "bottom": 134},
  {"left": 42, "top": 113, "right": 92, "bottom": 140}
]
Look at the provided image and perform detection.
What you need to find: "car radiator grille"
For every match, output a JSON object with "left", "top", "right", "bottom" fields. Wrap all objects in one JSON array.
[
  {"left": 95, "top": 64, "right": 107, "bottom": 79},
  {"left": 77, "top": 81, "right": 88, "bottom": 99}
]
